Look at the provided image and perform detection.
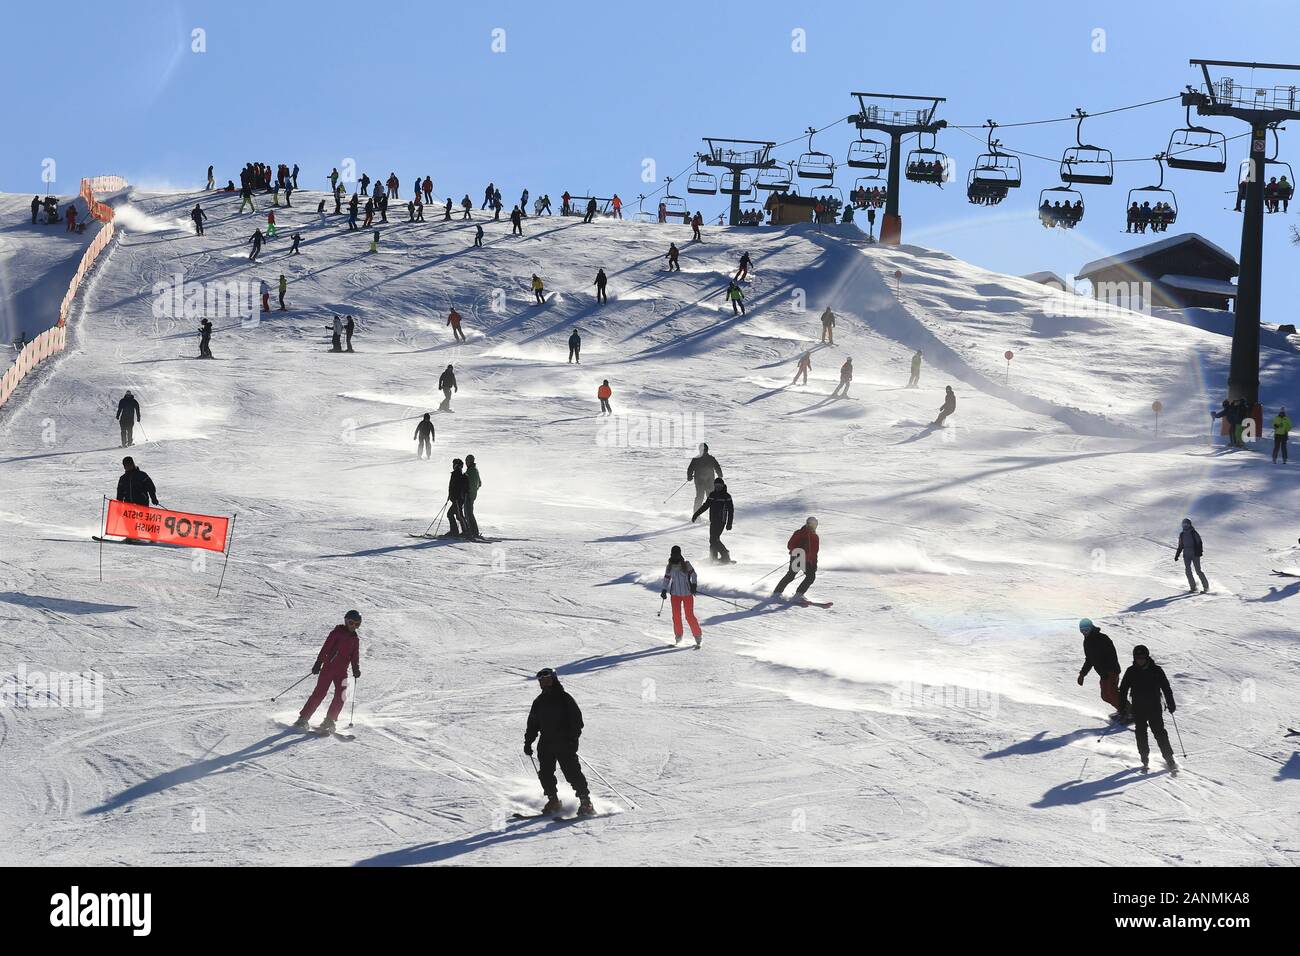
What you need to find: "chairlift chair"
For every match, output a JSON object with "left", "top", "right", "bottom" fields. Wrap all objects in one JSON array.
[
  {"left": 755, "top": 165, "right": 792, "bottom": 191},
  {"left": 905, "top": 132, "right": 949, "bottom": 184},
  {"left": 687, "top": 172, "right": 718, "bottom": 196},
  {"left": 718, "top": 172, "right": 754, "bottom": 196},
  {"left": 1125, "top": 154, "right": 1178, "bottom": 233},
  {"left": 972, "top": 125, "right": 1022, "bottom": 189},
  {"left": 1060, "top": 109, "right": 1114, "bottom": 186},
  {"left": 797, "top": 128, "right": 836, "bottom": 180},
  {"left": 851, "top": 175, "right": 888, "bottom": 208},
  {"left": 846, "top": 136, "right": 888, "bottom": 171},
  {"left": 1166, "top": 106, "right": 1228, "bottom": 173},
  {"left": 966, "top": 168, "right": 1009, "bottom": 206},
  {"left": 1263, "top": 128, "right": 1295, "bottom": 213},
  {"left": 1037, "top": 185, "right": 1084, "bottom": 229}
]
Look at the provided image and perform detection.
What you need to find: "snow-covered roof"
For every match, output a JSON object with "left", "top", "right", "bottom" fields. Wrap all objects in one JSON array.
[
  {"left": 1158, "top": 273, "right": 1238, "bottom": 298},
  {"left": 1077, "top": 233, "right": 1237, "bottom": 279},
  {"left": 1021, "top": 271, "right": 1069, "bottom": 289}
]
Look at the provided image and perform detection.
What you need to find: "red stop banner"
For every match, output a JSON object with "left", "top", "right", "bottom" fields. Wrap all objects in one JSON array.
[{"left": 104, "top": 499, "right": 230, "bottom": 552}]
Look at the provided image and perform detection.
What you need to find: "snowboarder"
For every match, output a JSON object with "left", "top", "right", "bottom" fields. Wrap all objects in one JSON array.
[
  {"left": 597, "top": 380, "right": 613, "bottom": 415},
  {"left": 594, "top": 268, "right": 607, "bottom": 304},
  {"left": 198, "top": 319, "right": 214, "bottom": 358},
  {"left": 292, "top": 611, "right": 362, "bottom": 737},
  {"left": 438, "top": 364, "right": 457, "bottom": 411},
  {"left": 190, "top": 203, "right": 207, "bottom": 236},
  {"left": 414, "top": 413, "right": 435, "bottom": 459},
  {"left": 464, "top": 454, "right": 482, "bottom": 539},
  {"left": 532, "top": 274, "right": 545, "bottom": 305},
  {"left": 665, "top": 243, "right": 680, "bottom": 271},
  {"left": 1272, "top": 406, "right": 1291, "bottom": 464},
  {"left": 660, "top": 545, "right": 703, "bottom": 646},
  {"left": 772, "top": 517, "right": 819, "bottom": 600},
  {"left": 726, "top": 281, "right": 745, "bottom": 315},
  {"left": 115, "top": 391, "right": 141, "bottom": 447},
  {"left": 116, "top": 456, "right": 159, "bottom": 508},
  {"left": 687, "top": 443, "right": 724, "bottom": 511},
  {"left": 445, "top": 458, "right": 469, "bottom": 536},
  {"left": 1174, "top": 518, "right": 1209, "bottom": 593},
  {"left": 247, "top": 228, "right": 263, "bottom": 261},
  {"left": 1076, "top": 619, "right": 1127, "bottom": 721},
  {"left": 277, "top": 274, "right": 287, "bottom": 311},
  {"left": 820, "top": 307, "right": 836, "bottom": 343},
  {"left": 734, "top": 251, "right": 752, "bottom": 282},
  {"left": 1119, "top": 644, "right": 1178, "bottom": 773},
  {"left": 907, "top": 349, "right": 922, "bottom": 388},
  {"left": 447, "top": 308, "right": 466, "bottom": 343},
  {"left": 831, "top": 357, "right": 852, "bottom": 397},
  {"left": 692, "top": 477, "right": 734, "bottom": 563},
  {"left": 568, "top": 329, "right": 581, "bottom": 363},
  {"left": 932, "top": 386, "right": 956, "bottom": 427},
  {"left": 328, "top": 315, "right": 343, "bottom": 352},
  {"left": 524, "top": 668, "right": 594, "bottom": 816},
  {"left": 793, "top": 351, "right": 811, "bottom": 386}
]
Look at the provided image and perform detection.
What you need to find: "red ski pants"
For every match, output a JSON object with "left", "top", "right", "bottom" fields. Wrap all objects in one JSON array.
[
  {"left": 300, "top": 671, "right": 348, "bottom": 721},
  {"left": 1098, "top": 672, "right": 1122, "bottom": 711},
  {"left": 671, "top": 594, "right": 702, "bottom": 639}
]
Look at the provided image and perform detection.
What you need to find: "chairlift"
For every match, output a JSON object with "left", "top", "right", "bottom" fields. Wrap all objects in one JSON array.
[
  {"left": 1165, "top": 105, "right": 1228, "bottom": 173},
  {"left": 718, "top": 172, "right": 754, "bottom": 196},
  {"left": 797, "top": 128, "right": 836, "bottom": 180},
  {"left": 633, "top": 194, "right": 655, "bottom": 222},
  {"left": 972, "top": 122, "right": 1022, "bottom": 189},
  {"left": 659, "top": 178, "right": 689, "bottom": 222},
  {"left": 966, "top": 169, "right": 1009, "bottom": 206},
  {"left": 755, "top": 164, "right": 792, "bottom": 191},
  {"left": 850, "top": 175, "right": 888, "bottom": 208},
  {"left": 1125, "top": 154, "right": 1178, "bottom": 233},
  {"left": 739, "top": 194, "right": 765, "bottom": 226},
  {"left": 905, "top": 131, "right": 949, "bottom": 185},
  {"left": 846, "top": 135, "right": 888, "bottom": 171},
  {"left": 812, "top": 184, "right": 843, "bottom": 222},
  {"left": 687, "top": 170, "right": 717, "bottom": 195},
  {"left": 1263, "top": 128, "right": 1295, "bottom": 213},
  {"left": 1060, "top": 108, "right": 1114, "bottom": 186},
  {"left": 1037, "top": 185, "right": 1084, "bottom": 229}
]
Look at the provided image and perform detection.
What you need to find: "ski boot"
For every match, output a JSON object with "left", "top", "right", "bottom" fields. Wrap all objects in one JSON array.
[
  {"left": 1165, "top": 757, "right": 1179, "bottom": 775},
  {"left": 674, "top": 633, "right": 682, "bottom": 646},
  {"left": 694, "top": 637, "right": 702, "bottom": 650},
  {"left": 291, "top": 717, "right": 310, "bottom": 730},
  {"left": 1139, "top": 759, "right": 1149, "bottom": 774},
  {"left": 576, "top": 800, "right": 596, "bottom": 817},
  {"left": 316, "top": 717, "right": 336, "bottom": 736},
  {"left": 540, "top": 796, "right": 563, "bottom": 815}
]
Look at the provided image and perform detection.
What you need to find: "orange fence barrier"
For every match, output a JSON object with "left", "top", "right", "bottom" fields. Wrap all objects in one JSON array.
[
  {"left": 0, "top": 175, "right": 127, "bottom": 412},
  {"left": 104, "top": 499, "right": 231, "bottom": 552}
]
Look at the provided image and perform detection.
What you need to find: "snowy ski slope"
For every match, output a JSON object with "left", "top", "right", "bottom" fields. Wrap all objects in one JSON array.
[{"left": 1, "top": 186, "right": 1297, "bottom": 866}]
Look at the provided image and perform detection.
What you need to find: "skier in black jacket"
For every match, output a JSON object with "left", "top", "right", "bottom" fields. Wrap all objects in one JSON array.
[
  {"left": 413, "top": 413, "right": 435, "bottom": 459},
  {"left": 568, "top": 329, "right": 581, "bottom": 363},
  {"left": 438, "top": 364, "right": 457, "bottom": 411},
  {"left": 1119, "top": 645, "right": 1178, "bottom": 772},
  {"left": 524, "top": 668, "right": 594, "bottom": 816},
  {"left": 445, "top": 458, "right": 469, "bottom": 536},
  {"left": 1076, "top": 618, "right": 1126, "bottom": 720},
  {"left": 115, "top": 457, "right": 159, "bottom": 507},
  {"left": 692, "top": 477, "right": 735, "bottom": 563},
  {"left": 115, "top": 391, "right": 141, "bottom": 447}
]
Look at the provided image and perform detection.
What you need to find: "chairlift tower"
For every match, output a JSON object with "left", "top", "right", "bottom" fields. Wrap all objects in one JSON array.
[
  {"left": 850, "top": 92, "right": 947, "bottom": 244},
  {"left": 1188, "top": 59, "right": 1300, "bottom": 406},
  {"left": 700, "top": 138, "right": 777, "bottom": 226}
]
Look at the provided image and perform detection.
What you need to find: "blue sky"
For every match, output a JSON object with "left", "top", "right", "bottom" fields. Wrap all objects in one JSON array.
[{"left": 5, "top": 0, "right": 1298, "bottom": 318}]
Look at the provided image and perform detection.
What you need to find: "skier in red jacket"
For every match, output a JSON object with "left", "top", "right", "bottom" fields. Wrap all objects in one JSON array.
[
  {"left": 772, "top": 517, "right": 820, "bottom": 599},
  {"left": 294, "top": 611, "right": 362, "bottom": 735}
]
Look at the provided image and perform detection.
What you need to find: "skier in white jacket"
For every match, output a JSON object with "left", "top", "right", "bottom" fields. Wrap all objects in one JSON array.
[{"left": 660, "top": 545, "right": 702, "bottom": 647}]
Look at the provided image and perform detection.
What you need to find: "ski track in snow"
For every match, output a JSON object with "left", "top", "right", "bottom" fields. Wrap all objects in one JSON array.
[{"left": 1, "top": 190, "right": 1298, "bottom": 865}]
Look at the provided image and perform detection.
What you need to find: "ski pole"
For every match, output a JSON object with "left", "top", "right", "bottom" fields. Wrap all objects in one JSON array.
[
  {"left": 347, "top": 676, "right": 357, "bottom": 728},
  {"left": 663, "top": 480, "right": 690, "bottom": 504},
  {"left": 423, "top": 501, "right": 448, "bottom": 536},
  {"left": 528, "top": 753, "right": 538, "bottom": 774},
  {"left": 656, "top": 595, "right": 666, "bottom": 617},
  {"left": 578, "top": 754, "right": 637, "bottom": 811},
  {"left": 1170, "top": 708, "right": 1187, "bottom": 757},
  {"left": 752, "top": 560, "right": 788, "bottom": 587},
  {"left": 271, "top": 672, "right": 313, "bottom": 701},
  {"left": 697, "top": 590, "right": 740, "bottom": 609}
]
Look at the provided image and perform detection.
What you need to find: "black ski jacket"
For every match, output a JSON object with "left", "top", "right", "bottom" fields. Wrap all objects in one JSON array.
[
  {"left": 1078, "top": 628, "right": 1121, "bottom": 679},
  {"left": 116, "top": 395, "right": 140, "bottom": 423},
  {"left": 116, "top": 469, "right": 158, "bottom": 507},
  {"left": 448, "top": 470, "right": 468, "bottom": 503},
  {"left": 438, "top": 370, "right": 457, "bottom": 391},
  {"left": 686, "top": 454, "right": 722, "bottom": 481},
  {"left": 692, "top": 489, "right": 734, "bottom": 530},
  {"left": 525, "top": 681, "right": 584, "bottom": 752},
  {"left": 1120, "top": 662, "right": 1176, "bottom": 716}
]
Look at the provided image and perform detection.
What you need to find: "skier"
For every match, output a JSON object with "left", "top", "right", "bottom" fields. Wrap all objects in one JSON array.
[
  {"left": 116, "top": 456, "right": 159, "bottom": 508},
  {"left": 831, "top": 357, "right": 852, "bottom": 397},
  {"left": 363, "top": 196, "right": 374, "bottom": 229},
  {"left": 532, "top": 274, "right": 545, "bottom": 305},
  {"left": 524, "top": 667, "right": 594, "bottom": 816},
  {"left": 414, "top": 413, "right": 435, "bottom": 459},
  {"left": 1174, "top": 518, "right": 1209, "bottom": 593},
  {"left": 520, "top": 188, "right": 530, "bottom": 215},
  {"left": 464, "top": 454, "right": 482, "bottom": 539},
  {"left": 348, "top": 193, "right": 359, "bottom": 231},
  {"left": 593, "top": 268, "right": 607, "bottom": 304},
  {"left": 369, "top": 229, "right": 380, "bottom": 253},
  {"left": 206, "top": 165, "right": 215, "bottom": 190},
  {"left": 665, "top": 243, "right": 680, "bottom": 271},
  {"left": 115, "top": 391, "right": 141, "bottom": 447},
  {"left": 1118, "top": 644, "right": 1178, "bottom": 773},
  {"left": 687, "top": 443, "right": 724, "bottom": 511},
  {"left": 691, "top": 211, "right": 703, "bottom": 242},
  {"left": 247, "top": 228, "right": 263, "bottom": 261},
  {"left": 493, "top": 189, "right": 503, "bottom": 221},
  {"left": 734, "top": 251, "right": 752, "bottom": 281},
  {"left": 793, "top": 351, "right": 811, "bottom": 386},
  {"left": 292, "top": 163, "right": 299, "bottom": 189},
  {"left": 692, "top": 477, "right": 734, "bottom": 563},
  {"left": 30, "top": 195, "right": 40, "bottom": 224},
  {"left": 438, "top": 364, "right": 457, "bottom": 411},
  {"left": 239, "top": 183, "right": 255, "bottom": 214},
  {"left": 726, "top": 281, "right": 745, "bottom": 315},
  {"left": 447, "top": 308, "right": 466, "bottom": 342},
  {"left": 907, "top": 349, "right": 922, "bottom": 388},
  {"left": 473, "top": 224, "right": 483, "bottom": 247},
  {"left": 289, "top": 232, "right": 302, "bottom": 255},
  {"left": 277, "top": 274, "right": 288, "bottom": 311},
  {"left": 329, "top": 167, "right": 340, "bottom": 194},
  {"left": 444, "top": 198, "right": 453, "bottom": 221},
  {"left": 344, "top": 315, "right": 355, "bottom": 352},
  {"left": 198, "top": 318, "right": 214, "bottom": 358},
  {"left": 510, "top": 205, "right": 523, "bottom": 235},
  {"left": 932, "top": 386, "right": 956, "bottom": 427},
  {"left": 660, "top": 545, "right": 703, "bottom": 647},
  {"left": 260, "top": 279, "right": 271, "bottom": 314},
  {"left": 561, "top": 191, "right": 571, "bottom": 215},
  {"left": 1272, "top": 406, "right": 1291, "bottom": 464},
  {"left": 772, "top": 517, "right": 820, "bottom": 600},
  {"left": 190, "top": 203, "right": 207, "bottom": 236},
  {"left": 291, "top": 611, "right": 362, "bottom": 736},
  {"left": 584, "top": 197, "right": 598, "bottom": 223},
  {"left": 445, "top": 458, "right": 469, "bottom": 536},
  {"left": 568, "top": 328, "right": 581, "bottom": 363},
  {"left": 538, "top": 194, "right": 552, "bottom": 215},
  {"left": 820, "top": 307, "right": 836, "bottom": 343},
  {"left": 423, "top": 176, "right": 433, "bottom": 204},
  {"left": 597, "top": 380, "right": 613, "bottom": 415},
  {"left": 611, "top": 193, "right": 622, "bottom": 219},
  {"left": 463, "top": 195, "right": 474, "bottom": 220},
  {"left": 482, "top": 183, "right": 495, "bottom": 209},
  {"left": 1076, "top": 619, "right": 1128, "bottom": 721}
]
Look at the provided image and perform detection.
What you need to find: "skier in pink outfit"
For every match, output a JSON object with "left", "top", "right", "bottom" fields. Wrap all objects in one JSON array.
[{"left": 293, "top": 610, "right": 362, "bottom": 735}]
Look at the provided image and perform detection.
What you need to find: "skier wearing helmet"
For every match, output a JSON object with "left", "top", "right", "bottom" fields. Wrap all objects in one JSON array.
[
  {"left": 1076, "top": 619, "right": 1128, "bottom": 721},
  {"left": 773, "top": 517, "right": 820, "bottom": 600},
  {"left": 1173, "top": 518, "right": 1209, "bottom": 593},
  {"left": 293, "top": 611, "right": 362, "bottom": 736},
  {"left": 524, "top": 668, "right": 594, "bottom": 816}
]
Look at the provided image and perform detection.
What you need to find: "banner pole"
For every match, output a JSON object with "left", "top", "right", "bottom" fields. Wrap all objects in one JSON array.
[
  {"left": 216, "top": 514, "right": 238, "bottom": 597},
  {"left": 98, "top": 496, "right": 107, "bottom": 583}
]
